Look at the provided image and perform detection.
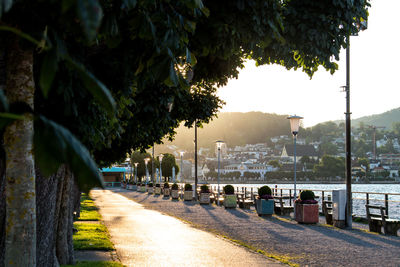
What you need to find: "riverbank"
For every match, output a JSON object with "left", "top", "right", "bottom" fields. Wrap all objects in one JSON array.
[{"left": 116, "top": 188, "right": 400, "bottom": 266}]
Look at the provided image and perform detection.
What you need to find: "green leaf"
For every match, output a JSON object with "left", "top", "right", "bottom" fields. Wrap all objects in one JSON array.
[
  {"left": 134, "top": 62, "right": 144, "bottom": 75},
  {"left": 66, "top": 58, "right": 116, "bottom": 115},
  {"left": 0, "top": 112, "right": 24, "bottom": 130},
  {"left": 77, "top": 0, "right": 103, "bottom": 41},
  {"left": 164, "top": 62, "right": 178, "bottom": 87},
  {"left": 0, "top": 0, "right": 13, "bottom": 18},
  {"left": 201, "top": 7, "right": 210, "bottom": 17},
  {"left": 190, "top": 52, "right": 197, "bottom": 66},
  {"left": 268, "top": 20, "right": 285, "bottom": 43},
  {"left": 39, "top": 48, "right": 58, "bottom": 97},
  {"left": 34, "top": 116, "right": 104, "bottom": 193},
  {"left": 0, "top": 25, "right": 45, "bottom": 49},
  {"left": 186, "top": 47, "right": 192, "bottom": 64}
]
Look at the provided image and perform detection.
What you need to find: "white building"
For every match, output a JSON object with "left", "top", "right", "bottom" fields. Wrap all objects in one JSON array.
[{"left": 222, "top": 162, "right": 271, "bottom": 179}]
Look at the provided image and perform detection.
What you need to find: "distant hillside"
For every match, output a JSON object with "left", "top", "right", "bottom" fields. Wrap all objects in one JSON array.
[
  {"left": 334, "top": 107, "right": 400, "bottom": 129},
  {"left": 156, "top": 108, "right": 400, "bottom": 153},
  {"left": 160, "top": 112, "right": 291, "bottom": 151}
]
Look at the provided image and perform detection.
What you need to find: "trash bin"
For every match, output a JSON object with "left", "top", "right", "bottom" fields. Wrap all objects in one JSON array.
[{"left": 332, "top": 189, "right": 346, "bottom": 228}]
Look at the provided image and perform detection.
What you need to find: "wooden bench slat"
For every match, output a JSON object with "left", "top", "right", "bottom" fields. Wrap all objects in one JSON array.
[
  {"left": 366, "top": 204, "right": 400, "bottom": 236},
  {"left": 386, "top": 219, "right": 400, "bottom": 223},
  {"left": 366, "top": 205, "right": 385, "bottom": 209}
]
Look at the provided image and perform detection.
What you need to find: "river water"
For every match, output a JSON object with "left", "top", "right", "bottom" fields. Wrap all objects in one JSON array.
[{"left": 209, "top": 183, "right": 400, "bottom": 219}]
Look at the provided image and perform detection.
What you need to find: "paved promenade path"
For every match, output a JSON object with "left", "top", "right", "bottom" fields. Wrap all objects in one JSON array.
[
  {"left": 91, "top": 189, "right": 283, "bottom": 267},
  {"left": 113, "top": 188, "right": 400, "bottom": 267}
]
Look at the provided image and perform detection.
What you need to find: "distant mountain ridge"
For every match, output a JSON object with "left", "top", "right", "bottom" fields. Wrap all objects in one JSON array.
[
  {"left": 162, "top": 112, "right": 290, "bottom": 150},
  {"left": 159, "top": 108, "right": 400, "bottom": 151},
  {"left": 335, "top": 107, "right": 400, "bottom": 129}
]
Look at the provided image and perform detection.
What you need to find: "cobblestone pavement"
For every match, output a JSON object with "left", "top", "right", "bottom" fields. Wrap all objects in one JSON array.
[
  {"left": 91, "top": 189, "right": 283, "bottom": 267},
  {"left": 115, "top": 188, "right": 400, "bottom": 267}
]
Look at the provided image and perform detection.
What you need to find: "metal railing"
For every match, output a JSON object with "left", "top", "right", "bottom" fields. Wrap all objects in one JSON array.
[{"left": 207, "top": 184, "right": 400, "bottom": 219}]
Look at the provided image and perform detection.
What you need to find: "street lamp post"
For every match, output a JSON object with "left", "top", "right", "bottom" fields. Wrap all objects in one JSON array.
[
  {"left": 144, "top": 158, "right": 150, "bottom": 184},
  {"left": 180, "top": 151, "right": 184, "bottom": 183},
  {"left": 194, "top": 121, "right": 198, "bottom": 200},
  {"left": 134, "top": 162, "right": 138, "bottom": 184},
  {"left": 159, "top": 154, "right": 164, "bottom": 183},
  {"left": 288, "top": 115, "right": 303, "bottom": 218},
  {"left": 344, "top": 37, "right": 352, "bottom": 228},
  {"left": 152, "top": 146, "right": 155, "bottom": 183},
  {"left": 216, "top": 140, "right": 224, "bottom": 206},
  {"left": 343, "top": 19, "right": 367, "bottom": 229}
]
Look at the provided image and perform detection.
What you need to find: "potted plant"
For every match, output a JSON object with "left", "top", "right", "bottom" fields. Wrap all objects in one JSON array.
[
  {"left": 147, "top": 182, "right": 154, "bottom": 194},
  {"left": 223, "top": 185, "right": 236, "bottom": 208},
  {"left": 154, "top": 183, "right": 161, "bottom": 195},
  {"left": 183, "top": 183, "right": 193, "bottom": 201},
  {"left": 295, "top": 190, "right": 319, "bottom": 224},
  {"left": 199, "top": 184, "right": 211, "bottom": 204},
  {"left": 255, "top": 186, "right": 274, "bottom": 216},
  {"left": 171, "top": 183, "right": 179, "bottom": 199},
  {"left": 163, "top": 182, "right": 170, "bottom": 197}
]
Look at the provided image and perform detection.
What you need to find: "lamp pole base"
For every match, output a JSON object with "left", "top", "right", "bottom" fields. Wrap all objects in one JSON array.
[{"left": 333, "top": 220, "right": 346, "bottom": 229}]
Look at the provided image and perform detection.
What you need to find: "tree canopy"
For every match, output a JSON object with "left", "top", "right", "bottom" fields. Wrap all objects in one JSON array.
[
  {"left": 2, "top": 0, "right": 370, "bottom": 170},
  {"left": 159, "top": 153, "right": 179, "bottom": 180},
  {"left": 314, "top": 155, "right": 345, "bottom": 178}
]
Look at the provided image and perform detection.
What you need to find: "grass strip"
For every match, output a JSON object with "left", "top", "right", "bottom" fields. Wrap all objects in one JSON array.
[
  {"left": 78, "top": 194, "right": 101, "bottom": 221},
  {"left": 73, "top": 223, "right": 114, "bottom": 251},
  {"left": 62, "top": 261, "right": 124, "bottom": 267},
  {"left": 78, "top": 209, "right": 101, "bottom": 221}
]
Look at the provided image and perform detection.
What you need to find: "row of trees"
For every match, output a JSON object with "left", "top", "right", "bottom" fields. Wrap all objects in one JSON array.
[
  {"left": 130, "top": 152, "right": 179, "bottom": 182},
  {"left": 0, "top": 0, "right": 369, "bottom": 266}
]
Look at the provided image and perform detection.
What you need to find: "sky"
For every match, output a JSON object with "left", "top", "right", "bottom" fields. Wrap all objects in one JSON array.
[{"left": 217, "top": 0, "right": 400, "bottom": 127}]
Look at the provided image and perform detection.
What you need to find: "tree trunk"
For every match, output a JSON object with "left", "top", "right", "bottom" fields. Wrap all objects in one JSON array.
[
  {"left": 0, "top": 147, "right": 6, "bottom": 267},
  {"left": 4, "top": 37, "right": 36, "bottom": 266},
  {"left": 54, "top": 166, "right": 75, "bottom": 265},
  {"left": 0, "top": 29, "right": 7, "bottom": 267},
  {"left": 35, "top": 167, "right": 61, "bottom": 267}
]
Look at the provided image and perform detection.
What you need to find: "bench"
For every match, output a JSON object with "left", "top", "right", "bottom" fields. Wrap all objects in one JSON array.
[
  {"left": 237, "top": 193, "right": 253, "bottom": 209},
  {"left": 274, "top": 197, "right": 293, "bottom": 216},
  {"left": 365, "top": 205, "right": 400, "bottom": 236},
  {"left": 322, "top": 200, "right": 333, "bottom": 225}
]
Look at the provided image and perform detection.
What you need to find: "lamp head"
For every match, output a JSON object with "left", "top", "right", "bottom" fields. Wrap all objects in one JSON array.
[
  {"left": 216, "top": 140, "right": 225, "bottom": 150},
  {"left": 287, "top": 115, "right": 303, "bottom": 136},
  {"left": 180, "top": 151, "right": 184, "bottom": 157},
  {"left": 159, "top": 154, "right": 164, "bottom": 162},
  {"left": 134, "top": 162, "right": 139, "bottom": 167}
]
